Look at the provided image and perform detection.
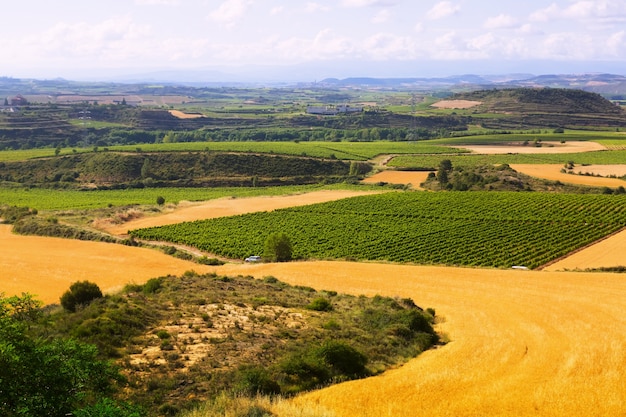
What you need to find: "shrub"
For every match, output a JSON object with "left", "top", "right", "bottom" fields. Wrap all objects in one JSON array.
[
  {"left": 307, "top": 297, "right": 333, "bottom": 312},
  {"left": 143, "top": 277, "right": 162, "bottom": 294},
  {"left": 60, "top": 281, "right": 103, "bottom": 312},
  {"left": 156, "top": 196, "right": 165, "bottom": 205},
  {"left": 315, "top": 340, "right": 368, "bottom": 377},
  {"left": 235, "top": 366, "right": 281, "bottom": 396}
]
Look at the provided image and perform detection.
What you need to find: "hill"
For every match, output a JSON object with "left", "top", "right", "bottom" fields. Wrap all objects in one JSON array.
[
  {"left": 0, "top": 151, "right": 356, "bottom": 188},
  {"left": 447, "top": 88, "right": 626, "bottom": 129}
]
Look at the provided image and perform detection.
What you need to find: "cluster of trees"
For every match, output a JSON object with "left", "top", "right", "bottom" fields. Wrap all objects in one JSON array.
[{"left": 1, "top": 291, "right": 141, "bottom": 417}]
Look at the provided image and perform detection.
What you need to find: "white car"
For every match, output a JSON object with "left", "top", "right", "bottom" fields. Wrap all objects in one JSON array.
[{"left": 245, "top": 255, "right": 262, "bottom": 262}]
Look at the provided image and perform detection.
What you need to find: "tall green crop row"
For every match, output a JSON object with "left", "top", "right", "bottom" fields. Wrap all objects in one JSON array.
[{"left": 130, "top": 192, "right": 626, "bottom": 269}]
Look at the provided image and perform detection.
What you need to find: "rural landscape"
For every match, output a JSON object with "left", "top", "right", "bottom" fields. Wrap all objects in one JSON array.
[{"left": 2, "top": 74, "right": 626, "bottom": 417}]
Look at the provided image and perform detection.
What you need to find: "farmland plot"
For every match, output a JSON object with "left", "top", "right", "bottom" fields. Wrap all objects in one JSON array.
[{"left": 131, "top": 192, "right": 626, "bottom": 269}]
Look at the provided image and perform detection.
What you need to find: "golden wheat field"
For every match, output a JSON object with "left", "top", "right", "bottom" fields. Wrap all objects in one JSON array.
[
  {"left": 212, "top": 261, "right": 626, "bottom": 417},
  {"left": 361, "top": 170, "right": 431, "bottom": 188},
  {"left": 3, "top": 190, "right": 626, "bottom": 416}
]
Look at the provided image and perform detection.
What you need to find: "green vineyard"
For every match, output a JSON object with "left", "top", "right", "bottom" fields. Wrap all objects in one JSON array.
[{"left": 130, "top": 191, "right": 626, "bottom": 269}]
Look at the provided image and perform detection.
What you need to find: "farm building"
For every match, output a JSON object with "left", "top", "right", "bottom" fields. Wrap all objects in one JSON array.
[{"left": 10, "top": 95, "right": 28, "bottom": 106}]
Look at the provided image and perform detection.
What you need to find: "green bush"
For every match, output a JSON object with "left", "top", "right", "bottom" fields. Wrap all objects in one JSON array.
[
  {"left": 60, "top": 280, "right": 103, "bottom": 312},
  {"left": 315, "top": 341, "right": 368, "bottom": 377},
  {"left": 306, "top": 297, "right": 333, "bottom": 312},
  {"left": 235, "top": 366, "right": 281, "bottom": 396},
  {"left": 263, "top": 232, "right": 292, "bottom": 262},
  {"left": 142, "top": 277, "right": 162, "bottom": 294}
]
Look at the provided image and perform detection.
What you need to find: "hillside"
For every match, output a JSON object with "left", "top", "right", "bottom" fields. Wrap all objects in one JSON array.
[
  {"left": 455, "top": 88, "right": 624, "bottom": 115},
  {"left": 0, "top": 151, "right": 357, "bottom": 188},
  {"left": 30, "top": 273, "right": 438, "bottom": 415}
]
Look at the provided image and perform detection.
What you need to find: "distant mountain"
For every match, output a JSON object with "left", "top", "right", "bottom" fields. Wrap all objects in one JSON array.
[{"left": 318, "top": 73, "right": 626, "bottom": 96}]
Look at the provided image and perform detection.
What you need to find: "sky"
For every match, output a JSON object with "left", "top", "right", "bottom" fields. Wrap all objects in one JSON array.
[{"left": 1, "top": 0, "right": 626, "bottom": 81}]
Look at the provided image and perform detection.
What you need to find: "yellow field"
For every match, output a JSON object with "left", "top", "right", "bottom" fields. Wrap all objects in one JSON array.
[
  {"left": 211, "top": 261, "right": 626, "bottom": 417},
  {"left": 362, "top": 171, "right": 431, "bottom": 188},
  {"left": 0, "top": 225, "right": 212, "bottom": 304},
  {"left": 511, "top": 164, "right": 626, "bottom": 187},
  {"left": 543, "top": 227, "right": 626, "bottom": 271}
]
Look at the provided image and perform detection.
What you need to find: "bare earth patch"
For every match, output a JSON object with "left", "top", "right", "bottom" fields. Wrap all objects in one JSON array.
[
  {"left": 100, "top": 190, "right": 381, "bottom": 235},
  {"left": 511, "top": 164, "right": 626, "bottom": 187},
  {"left": 461, "top": 141, "right": 607, "bottom": 154},
  {"left": 431, "top": 100, "right": 482, "bottom": 109},
  {"left": 362, "top": 171, "right": 431, "bottom": 188}
]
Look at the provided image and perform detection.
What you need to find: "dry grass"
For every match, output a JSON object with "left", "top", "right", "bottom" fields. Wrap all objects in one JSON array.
[{"left": 511, "top": 164, "right": 626, "bottom": 187}]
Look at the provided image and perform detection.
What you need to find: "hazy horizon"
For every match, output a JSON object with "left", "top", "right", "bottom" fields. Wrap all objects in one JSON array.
[{"left": 2, "top": 1, "right": 626, "bottom": 82}]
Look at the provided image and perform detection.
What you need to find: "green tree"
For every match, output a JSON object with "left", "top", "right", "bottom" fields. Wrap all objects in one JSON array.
[
  {"left": 1, "top": 294, "right": 119, "bottom": 417},
  {"left": 263, "top": 232, "right": 293, "bottom": 262},
  {"left": 156, "top": 196, "right": 165, "bottom": 205},
  {"left": 60, "top": 281, "right": 103, "bottom": 312},
  {"left": 437, "top": 159, "right": 452, "bottom": 186}
]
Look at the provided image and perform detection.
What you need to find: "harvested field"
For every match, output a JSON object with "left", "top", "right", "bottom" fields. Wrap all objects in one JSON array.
[
  {"left": 0, "top": 225, "right": 211, "bottom": 304},
  {"left": 462, "top": 141, "right": 606, "bottom": 154},
  {"left": 571, "top": 164, "right": 626, "bottom": 177},
  {"left": 100, "top": 190, "right": 381, "bottom": 235},
  {"left": 511, "top": 164, "right": 626, "bottom": 187},
  {"left": 543, "top": 227, "right": 626, "bottom": 271},
  {"left": 361, "top": 170, "right": 431, "bottom": 188},
  {"left": 169, "top": 110, "right": 204, "bottom": 119},
  {"left": 431, "top": 100, "right": 482, "bottom": 109},
  {"left": 209, "top": 261, "right": 626, "bottom": 417}
]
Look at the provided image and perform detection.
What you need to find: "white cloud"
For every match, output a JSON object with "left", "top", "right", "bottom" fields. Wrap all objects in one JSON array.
[
  {"left": 135, "top": 0, "right": 179, "bottom": 5},
  {"left": 305, "top": 2, "right": 330, "bottom": 13},
  {"left": 530, "top": 1, "right": 626, "bottom": 23},
  {"left": 341, "top": 0, "right": 399, "bottom": 8},
  {"left": 606, "top": 30, "right": 626, "bottom": 56},
  {"left": 270, "top": 6, "right": 284, "bottom": 15},
  {"left": 484, "top": 14, "right": 518, "bottom": 29},
  {"left": 372, "top": 9, "right": 392, "bottom": 24},
  {"left": 208, "top": 0, "right": 252, "bottom": 27},
  {"left": 427, "top": 1, "right": 460, "bottom": 20}
]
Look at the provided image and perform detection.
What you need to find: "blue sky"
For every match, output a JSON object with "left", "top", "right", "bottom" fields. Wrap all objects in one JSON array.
[{"left": 1, "top": 0, "right": 625, "bottom": 81}]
